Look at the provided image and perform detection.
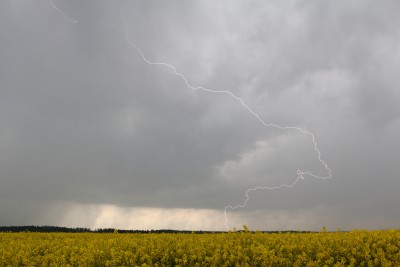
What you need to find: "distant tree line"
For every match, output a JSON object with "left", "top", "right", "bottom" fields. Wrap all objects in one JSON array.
[
  {"left": 0, "top": 226, "right": 230, "bottom": 234},
  {"left": 0, "top": 225, "right": 318, "bottom": 234},
  {"left": 0, "top": 226, "right": 91, "bottom": 233}
]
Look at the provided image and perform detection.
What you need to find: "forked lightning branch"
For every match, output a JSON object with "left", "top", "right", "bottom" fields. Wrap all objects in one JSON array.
[{"left": 49, "top": 0, "right": 332, "bottom": 230}]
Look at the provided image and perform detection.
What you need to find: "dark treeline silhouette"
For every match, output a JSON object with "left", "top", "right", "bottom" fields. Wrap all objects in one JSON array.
[
  {"left": 94, "top": 228, "right": 224, "bottom": 234},
  {"left": 0, "top": 226, "right": 91, "bottom": 233},
  {"left": 0, "top": 225, "right": 316, "bottom": 234},
  {"left": 0, "top": 226, "right": 223, "bottom": 234}
]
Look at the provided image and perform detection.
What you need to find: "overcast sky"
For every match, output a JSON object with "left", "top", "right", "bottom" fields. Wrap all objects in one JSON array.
[{"left": 0, "top": 0, "right": 399, "bottom": 231}]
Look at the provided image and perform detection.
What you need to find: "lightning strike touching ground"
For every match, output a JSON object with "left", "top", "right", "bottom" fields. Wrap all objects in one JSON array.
[
  {"left": 110, "top": 26, "right": 333, "bottom": 230},
  {"left": 49, "top": 2, "right": 332, "bottom": 231}
]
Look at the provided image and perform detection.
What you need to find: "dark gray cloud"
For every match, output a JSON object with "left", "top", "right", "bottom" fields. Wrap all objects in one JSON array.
[{"left": 0, "top": 0, "right": 399, "bottom": 230}]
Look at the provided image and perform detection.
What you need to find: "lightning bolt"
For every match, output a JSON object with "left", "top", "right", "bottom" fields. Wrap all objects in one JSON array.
[
  {"left": 109, "top": 26, "right": 333, "bottom": 230},
  {"left": 49, "top": 0, "right": 78, "bottom": 24},
  {"left": 49, "top": 2, "right": 332, "bottom": 231}
]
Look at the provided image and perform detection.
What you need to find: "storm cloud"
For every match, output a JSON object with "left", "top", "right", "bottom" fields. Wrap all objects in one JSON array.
[{"left": 0, "top": 0, "right": 399, "bottom": 231}]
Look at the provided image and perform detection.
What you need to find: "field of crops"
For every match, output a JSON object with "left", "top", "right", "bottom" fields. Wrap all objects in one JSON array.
[{"left": 1, "top": 229, "right": 399, "bottom": 266}]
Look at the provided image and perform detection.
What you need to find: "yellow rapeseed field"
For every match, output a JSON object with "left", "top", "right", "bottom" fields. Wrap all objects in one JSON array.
[{"left": 1, "top": 229, "right": 399, "bottom": 266}]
